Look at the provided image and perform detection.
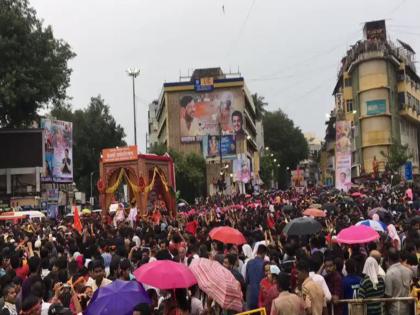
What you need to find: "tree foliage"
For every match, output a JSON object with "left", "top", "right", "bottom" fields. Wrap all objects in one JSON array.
[
  {"left": 51, "top": 96, "right": 126, "bottom": 197},
  {"left": 381, "top": 140, "right": 413, "bottom": 173},
  {"left": 252, "top": 93, "right": 268, "bottom": 121},
  {"left": 0, "top": 0, "right": 75, "bottom": 127},
  {"left": 262, "top": 110, "right": 308, "bottom": 188},
  {"left": 149, "top": 144, "right": 206, "bottom": 203}
]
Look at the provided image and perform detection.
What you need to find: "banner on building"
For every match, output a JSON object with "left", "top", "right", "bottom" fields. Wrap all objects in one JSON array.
[
  {"left": 47, "top": 189, "right": 59, "bottom": 202},
  {"left": 366, "top": 99, "right": 386, "bottom": 116},
  {"left": 102, "top": 146, "right": 138, "bottom": 163},
  {"left": 291, "top": 169, "right": 305, "bottom": 187},
  {"left": 41, "top": 118, "right": 73, "bottom": 183},
  {"left": 335, "top": 120, "right": 352, "bottom": 192},
  {"left": 335, "top": 93, "right": 344, "bottom": 112},
  {"left": 179, "top": 89, "right": 244, "bottom": 142},
  {"left": 233, "top": 154, "right": 251, "bottom": 183},
  {"left": 203, "top": 135, "right": 236, "bottom": 159},
  {"left": 405, "top": 161, "right": 413, "bottom": 181}
]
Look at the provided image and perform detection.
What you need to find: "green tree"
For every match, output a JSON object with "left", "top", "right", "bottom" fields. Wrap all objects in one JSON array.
[
  {"left": 262, "top": 110, "right": 308, "bottom": 188},
  {"left": 51, "top": 96, "right": 126, "bottom": 197},
  {"left": 149, "top": 145, "right": 206, "bottom": 203},
  {"left": 252, "top": 93, "right": 268, "bottom": 121},
  {"left": 381, "top": 140, "right": 413, "bottom": 173},
  {"left": 0, "top": 0, "right": 75, "bottom": 127}
]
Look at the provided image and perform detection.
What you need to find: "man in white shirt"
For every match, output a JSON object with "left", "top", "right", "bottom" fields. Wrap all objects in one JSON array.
[
  {"left": 309, "top": 258, "right": 332, "bottom": 303},
  {"left": 128, "top": 201, "right": 138, "bottom": 228},
  {"left": 85, "top": 260, "right": 112, "bottom": 292}
]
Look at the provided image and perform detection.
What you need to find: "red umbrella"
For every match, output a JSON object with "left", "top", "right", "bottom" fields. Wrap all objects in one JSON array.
[
  {"left": 134, "top": 260, "right": 197, "bottom": 289},
  {"left": 351, "top": 192, "right": 366, "bottom": 198},
  {"left": 189, "top": 258, "right": 243, "bottom": 312},
  {"left": 209, "top": 226, "right": 246, "bottom": 245},
  {"left": 336, "top": 225, "right": 380, "bottom": 244},
  {"left": 303, "top": 208, "right": 326, "bottom": 218}
]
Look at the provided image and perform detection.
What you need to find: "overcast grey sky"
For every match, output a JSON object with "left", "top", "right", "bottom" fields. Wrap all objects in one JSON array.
[{"left": 31, "top": 0, "right": 420, "bottom": 152}]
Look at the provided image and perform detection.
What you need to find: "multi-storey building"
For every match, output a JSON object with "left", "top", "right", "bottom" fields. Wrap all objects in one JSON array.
[
  {"left": 332, "top": 20, "right": 420, "bottom": 177},
  {"left": 149, "top": 68, "right": 262, "bottom": 194}
]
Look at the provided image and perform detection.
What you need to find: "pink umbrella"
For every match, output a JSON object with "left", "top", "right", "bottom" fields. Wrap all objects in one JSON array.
[
  {"left": 209, "top": 226, "right": 246, "bottom": 245},
  {"left": 303, "top": 208, "right": 326, "bottom": 218},
  {"left": 189, "top": 258, "right": 243, "bottom": 312},
  {"left": 336, "top": 225, "right": 380, "bottom": 244},
  {"left": 134, "top": 260, "right": 197, "bottom": 289}
]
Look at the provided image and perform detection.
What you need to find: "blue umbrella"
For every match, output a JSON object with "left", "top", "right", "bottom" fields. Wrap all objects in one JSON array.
[
  {"left": 85, "top": 280, "right": 151, "bottom": 315},
  {"left": 356, "top": 219, "right": 387, "bottom": 232}
]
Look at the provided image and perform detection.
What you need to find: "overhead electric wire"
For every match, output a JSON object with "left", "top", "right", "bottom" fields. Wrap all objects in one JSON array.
[
  {"left": 253, "top": 28, "right": 361, "bottom": 80},
  {"left": 226, "top": 0, "right": 256, "bottom": 58}
]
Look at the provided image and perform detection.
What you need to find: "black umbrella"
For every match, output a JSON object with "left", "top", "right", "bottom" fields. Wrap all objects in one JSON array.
[
  {"left": 282, "top": 205, "right": 295, "bottom": 213},
  {"left": 282, "top": 217, "right": 322, "bottom": 236},
  {"left": 323, "top": 203, "right": 335, "bottom": 212}
]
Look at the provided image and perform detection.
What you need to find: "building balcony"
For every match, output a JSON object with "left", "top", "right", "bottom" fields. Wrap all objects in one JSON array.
[
  {"left": 399, "top": 104, "right": 420, "bottom": 124},
  {"left": 339, "top": 39, "right": 415, "bottom": 77}
]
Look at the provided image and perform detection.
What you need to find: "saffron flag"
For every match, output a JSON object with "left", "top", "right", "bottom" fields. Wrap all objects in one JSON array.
[{"left": 73, "top": 207, "right": 83, "bottom": 234}]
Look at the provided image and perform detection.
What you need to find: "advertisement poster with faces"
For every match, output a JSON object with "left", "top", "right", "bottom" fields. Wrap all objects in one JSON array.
[
  {"left": 203, "top": 134, "right": 237, "bottom": 159},
  {"left": 41, "top": 118, "right": 73, "bottom": 183},
  {"left": 179, "top": 90, "right": 244, "bottom": 142},
  {"left": 233, "top": 155, "right": 251, "bottom": 183},
  {"left": 335, "top": 120, "right": 352, "bottom": 192}
]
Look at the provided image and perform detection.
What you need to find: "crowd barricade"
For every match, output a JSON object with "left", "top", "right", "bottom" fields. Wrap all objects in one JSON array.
[
  {"left": 331, "top": 296, "right": 417, "bottom": 315},
  {"left": 236, "top": 307, "right": 267, "bottom": 315}
]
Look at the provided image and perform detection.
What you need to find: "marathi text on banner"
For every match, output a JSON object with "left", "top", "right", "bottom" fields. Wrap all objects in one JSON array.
[{"left": 102, "top": 146, "right": 138, "bottom": 163}]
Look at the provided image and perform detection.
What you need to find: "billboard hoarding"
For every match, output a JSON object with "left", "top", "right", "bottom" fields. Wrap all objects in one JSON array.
[
  {"left": 179, "top": 89, "right": 244, "bottom": 142},
  {"left": 233, "top": 155, "right": 251, "bottom": 183},
  {"left": 41, "top": 119, "right": 73, "bottom": 183},
  {"left": 0, "top": 129, "right": 44, "bottom": 168},
  {"left": 335, "top": 121, "right": 352, "bottom": 192},
  {"left": 291, "top": 169, "right": 305, "bottom": 187},
  {"left": 203, "top": 135, "right": 236, "bottom": 159},
  {"left": 102, "top": 146, "right": 138, "bottom": 163},
  {"left": 405, "top": 161, "right": 413, "bottom": 181}
]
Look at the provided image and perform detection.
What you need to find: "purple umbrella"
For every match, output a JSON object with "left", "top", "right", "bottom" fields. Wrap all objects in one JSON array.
[{"left": 85, "top": 280, "right": 151, "bottom": 315}]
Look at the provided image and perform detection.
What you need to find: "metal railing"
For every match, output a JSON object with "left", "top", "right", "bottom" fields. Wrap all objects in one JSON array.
[{"left": 330, "top": 296, "right": 417, "bottom": 315}]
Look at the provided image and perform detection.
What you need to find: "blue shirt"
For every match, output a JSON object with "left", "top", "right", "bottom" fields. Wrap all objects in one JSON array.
[
  {"left": 245, "top": 257, "right": 264, "bottom": 310},
  {"left": 342, "top": 275, "right": 361, "bottom": 315}
]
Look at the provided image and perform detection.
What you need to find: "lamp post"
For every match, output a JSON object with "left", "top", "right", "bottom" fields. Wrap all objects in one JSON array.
[
  {"left": 127, "top": 68, "right": 140, "bottom": 146},
  {"left": 90, "top": 171, "right": 94, "bottom": 199}
]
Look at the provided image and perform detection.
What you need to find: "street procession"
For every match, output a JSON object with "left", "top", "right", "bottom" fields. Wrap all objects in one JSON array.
[{"left": 1, "top": 1, "right": 420, "bottom": 314}]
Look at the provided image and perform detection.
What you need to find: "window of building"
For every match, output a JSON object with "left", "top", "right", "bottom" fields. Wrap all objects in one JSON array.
[
  {"left": 346, "top": 100, "right": 353, "bottom": 112},
  {"left": 398, "top": 92, "right": 405, "bottom": 110},
  {"left": 344, "top": 78, "right": 352, "bottom": 87},
  {"left": 397, "top": 70, "right": 405, "bottom": 82}
]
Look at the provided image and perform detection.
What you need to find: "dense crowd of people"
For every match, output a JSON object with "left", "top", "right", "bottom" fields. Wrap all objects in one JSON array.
[{"left": 0, "top": 178, "right": 419, "bottom": 315}]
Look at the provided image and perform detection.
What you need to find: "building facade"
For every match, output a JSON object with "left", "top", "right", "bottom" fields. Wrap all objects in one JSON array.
[
  {"left": 149, "top": 68, "right": 262, "bottom": 195},
  {"left": 146, "top": 100, "right": 159, "bottom": 152},
  {"left": 332, "top": 20, "right": 420, "bottom": 177}
]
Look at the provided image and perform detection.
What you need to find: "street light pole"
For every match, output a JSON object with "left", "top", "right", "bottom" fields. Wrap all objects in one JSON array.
[
  {"left": 127, "top": 68, "right": 140, "bottom": 146},
  {"left": 90, "top": 171, "right": 94, "bottom": 199}
]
